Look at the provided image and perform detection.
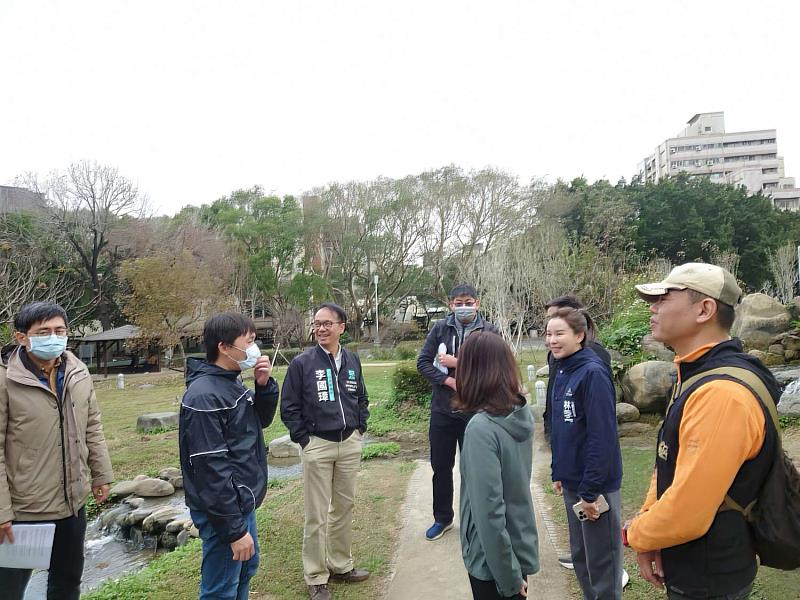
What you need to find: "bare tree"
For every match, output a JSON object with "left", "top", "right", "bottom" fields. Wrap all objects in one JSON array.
[
  {"left": 23, "top": 161, "right": 149, "bottom": 330},
  {"left": 0, "top": 213, "right": 83, "bottom": 343},
  {"left": 768, "top": 243, "right": 798, "bottom": 304}
]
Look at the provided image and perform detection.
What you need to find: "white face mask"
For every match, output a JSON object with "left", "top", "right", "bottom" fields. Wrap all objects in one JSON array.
[{"left": 231, "top": 343, "right": 261, "bottom": 370}]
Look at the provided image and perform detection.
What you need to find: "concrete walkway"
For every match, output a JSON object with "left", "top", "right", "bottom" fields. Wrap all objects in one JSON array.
[{"left": 385, "top": 422, "right": 571, "bottom": 599}]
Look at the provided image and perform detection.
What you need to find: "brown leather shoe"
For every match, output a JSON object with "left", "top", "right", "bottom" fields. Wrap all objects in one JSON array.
[
  {"left": 308, "top": 584, "right": 331, "bottom": 600},
  {"left": 329, "top": 569, "right": 370, "bottom": 583}
]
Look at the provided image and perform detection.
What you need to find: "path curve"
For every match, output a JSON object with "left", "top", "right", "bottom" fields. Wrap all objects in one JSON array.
[{"left": 385, "top": 421, "right": 572, "bottom": 599}]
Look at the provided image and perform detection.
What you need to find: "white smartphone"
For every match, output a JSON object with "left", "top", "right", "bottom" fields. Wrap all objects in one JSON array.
[{"left": 573, "top": 494, "right": 610, "bottom": 521}]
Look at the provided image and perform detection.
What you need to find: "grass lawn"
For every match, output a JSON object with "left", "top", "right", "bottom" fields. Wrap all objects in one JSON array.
[
  {"left": 86, "top": 361, "right": 422, "bottom": 598},
  {"left": 83, "top": 459, "right": 415, "bottom": 600},
  {"left": 96, "top": 362, "right": 404, "bottom": 481}
]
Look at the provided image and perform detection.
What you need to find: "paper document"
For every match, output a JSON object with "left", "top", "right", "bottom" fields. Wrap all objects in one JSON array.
[
  {"left": 0, "top": 523, "right": 56, "bottom": 569},
  {"left": 433, "top": 343, "right": 448, "bottom": 374}
]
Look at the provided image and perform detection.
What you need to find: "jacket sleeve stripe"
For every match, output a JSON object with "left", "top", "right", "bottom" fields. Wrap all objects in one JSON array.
[{"left": 181, "top": 391, "right": 249, "bottom": 412}]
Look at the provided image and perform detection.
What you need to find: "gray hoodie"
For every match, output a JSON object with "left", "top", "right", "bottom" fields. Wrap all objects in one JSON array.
[{"left": 459, "top": 400, "right": 540, "bottom": 596}]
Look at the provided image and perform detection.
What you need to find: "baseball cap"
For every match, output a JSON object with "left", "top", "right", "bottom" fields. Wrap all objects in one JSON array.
[{"left": 635, "top": 262, "right": 742, "bottom": 306}]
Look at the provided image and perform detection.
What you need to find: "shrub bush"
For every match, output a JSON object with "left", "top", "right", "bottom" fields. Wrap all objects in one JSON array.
[
  {"left": 599, "top": 299, "right": 652, "bottom": 360},
  {"left": 391, "top": 361, "right": 431, "bottom": 408},
  {"left": 395, "top": 341, "right": 421, "bottom": 360},
  {"left": 380, "top": 320, "right": 425, "bottom": 344}
]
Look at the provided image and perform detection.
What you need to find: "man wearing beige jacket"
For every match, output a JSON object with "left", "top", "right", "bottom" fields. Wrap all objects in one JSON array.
[{"left": 0, "top": 301, "right": 114, "bottom": 600}]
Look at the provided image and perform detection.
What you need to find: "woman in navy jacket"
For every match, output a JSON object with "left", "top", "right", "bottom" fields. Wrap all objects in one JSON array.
[{"left": 547, "top": 307, "right": 623, "bottom": 600}]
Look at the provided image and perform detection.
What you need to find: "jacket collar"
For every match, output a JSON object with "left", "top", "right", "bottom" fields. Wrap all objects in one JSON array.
[
  {"left": 556, "top": 347, "right": 597, "bottom": 373},
  {"left": 5, "top": 346, "right": 82, "bottom": 388}
]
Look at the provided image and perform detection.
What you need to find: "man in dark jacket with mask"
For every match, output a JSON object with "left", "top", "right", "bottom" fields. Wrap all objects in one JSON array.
[
  {"left": 416, "top": 284, "right": 499, "bottom": 541},
  {"left": 179, "top": 312, "right": 279, "bottom": 600}
]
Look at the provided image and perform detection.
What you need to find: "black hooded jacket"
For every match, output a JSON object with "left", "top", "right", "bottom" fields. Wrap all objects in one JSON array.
[{"left": 179, "top": 358, "right": 279, "bottom": 543}]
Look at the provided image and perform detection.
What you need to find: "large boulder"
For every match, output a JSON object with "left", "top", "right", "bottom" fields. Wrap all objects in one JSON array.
[
  {"left": 731, "top": 293, "right": 791, "bottom": 351},
  {"left": 158, "top": 467, "right": 182, "bottom": 480},
  {"left": 123, "top": 507, "right": 156, "bottom": 527},
  {"left": 142, "top": 506, "right": 185, "bottom": 533},
  {"left": 641, "top": 335, "right": 674, "bottom": 362},
  {"left": 166, "top": 518, "right": 193, "bottom": 534},
  {"left": 622, "top": 361, "right": 676, "bottom": 414},
  {"left": 176, "top": 529, "right": 193, "bottom": 547},
  {"left": 777, "top": 380, "right": 800, "bottom": 416},
  {"left": 131, "top": 478, "right": 175, "bottom": 497},
  {"left": 109, "top": 480, "right": 138, "bottom": 498},
  {"left": 100, "top": 504, "right": 132, "bottom": 529},
  {"left": 771, "top": 366, "right": 800, "bottom": 385},
  {"left": 616, "top": 403, "right": 640, "bottom": 423},
  {"left": 269, "top": 434, "right": 301, "bottom": 459},
  {"left": 136, "top": 412, "right": 179, "bottom": 431}
]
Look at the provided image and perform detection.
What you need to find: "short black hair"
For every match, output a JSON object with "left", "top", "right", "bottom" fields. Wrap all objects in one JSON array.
[
  {"left": 315, "top": 302, "right": 347, "bottom": 324},
  {"left": 545, "top": 295, "right": 584, "bottom": 310},
  {"left": 203, "top": 312, "right": 256, "bottom": 362},
  {"left": 14, "top": 301, "right": 69, "bottom": 333},
  {"left": 685, "top": 289, "right": 736, "bottom": 331},
  {"left": 449, "top": 284, "right": 479, "bottom": 300}
]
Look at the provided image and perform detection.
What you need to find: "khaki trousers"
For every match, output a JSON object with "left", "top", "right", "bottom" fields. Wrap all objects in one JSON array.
[{"left": 301, "top": 432, "right": 363, "bottom": 585}]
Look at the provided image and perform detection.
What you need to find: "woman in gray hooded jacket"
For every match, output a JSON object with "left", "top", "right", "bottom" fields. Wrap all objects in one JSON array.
[{"left": 455, "top": 331, "right": 540, "bottom": 600}]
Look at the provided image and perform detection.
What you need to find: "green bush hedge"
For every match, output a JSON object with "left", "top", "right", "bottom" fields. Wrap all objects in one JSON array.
[
  {"left": 391, "top": 361, "right": 431, "bottom": 407},
  {"left": 599, "top": 299, "right": 653, "bottom": 360}
]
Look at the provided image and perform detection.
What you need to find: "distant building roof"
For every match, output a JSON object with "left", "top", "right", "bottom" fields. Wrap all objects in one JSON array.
[
  {"left": 0, "top": 186, "right": 46, "bottom": 214},
  {"left": 80, "top": 324, "right": 140, "bottom": 342}
]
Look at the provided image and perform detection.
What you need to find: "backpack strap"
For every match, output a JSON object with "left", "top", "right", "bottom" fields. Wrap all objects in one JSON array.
[{"left": 675, "top": 366, "right": 780, "bottom": 520}]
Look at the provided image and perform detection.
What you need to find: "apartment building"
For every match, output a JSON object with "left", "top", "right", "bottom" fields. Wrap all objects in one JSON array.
[{"left": 637, "top": 112, "right": 800, "bottom": 211}]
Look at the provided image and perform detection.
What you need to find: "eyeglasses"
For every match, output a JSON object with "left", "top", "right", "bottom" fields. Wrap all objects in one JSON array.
[
  {"left": 451, "top": 301, "right": 476, "bottom": 308},
  {"left": 29, "top": 328, "right": 68, "bottom": 337},
  {"left": 313, "top": 321, "right": 342, "bottom": 330}
]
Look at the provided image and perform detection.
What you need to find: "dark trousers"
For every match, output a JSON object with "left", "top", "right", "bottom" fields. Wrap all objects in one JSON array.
[
  {"left": 667, "top": 582, "right": 753, "bottom": 600},
  {"left": 429, "top": 410, "right": 467, "bottom": 524},
  {"left": 0, "top": 506, "right": 87, "bottom": 600},
  {"left": 468, "top": 574, "right": 525, "bottom": 599},
  {"left": 563, "top": 488, "right": 623, "bottom": 600}
]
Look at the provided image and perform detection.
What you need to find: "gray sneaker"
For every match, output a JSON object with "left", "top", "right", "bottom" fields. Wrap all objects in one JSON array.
[{"left": 309, "top": 584, "right": 331, "bottom": 600}]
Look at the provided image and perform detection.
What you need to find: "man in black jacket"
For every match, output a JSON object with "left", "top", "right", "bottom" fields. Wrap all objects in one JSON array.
[
  {"left": 416, "top": 284, "right": 498, "bottom": 541},
  {"left": 179, "top": 312, "right": 279, "bottom": 600},
  {"left": 281, "top": 303, "right": 370, "bottom": 600}
]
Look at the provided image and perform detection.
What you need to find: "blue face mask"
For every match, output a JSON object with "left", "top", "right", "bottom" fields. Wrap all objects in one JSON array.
[
  {"left": 28, "top": 334, "right": 68, "bottom": 360},
  {"left": 232, "top": 343, "right": 261, "bottom": 370}
]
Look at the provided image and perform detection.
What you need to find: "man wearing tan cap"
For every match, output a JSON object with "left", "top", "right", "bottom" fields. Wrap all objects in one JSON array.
[{"left": 625, "top": 263, "right": 781, "bottom": 600}]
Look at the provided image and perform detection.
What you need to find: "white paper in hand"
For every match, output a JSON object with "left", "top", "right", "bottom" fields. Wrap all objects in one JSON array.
[
  {"left": 433, "top": 342, "right": 448, "bottom": 374},
  {"left": 0, "top": 523, "right": 56, "bottom": 569}
]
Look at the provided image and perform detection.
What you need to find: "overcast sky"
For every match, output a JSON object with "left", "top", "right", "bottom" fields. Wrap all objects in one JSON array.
[{"left": 2, "top": 0, "right": 798, "bottom": 215}]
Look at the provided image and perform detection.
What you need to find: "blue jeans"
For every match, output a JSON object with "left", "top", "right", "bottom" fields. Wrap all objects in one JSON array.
[{"left": 190, "top": 510, "right": 259, "bottom": 600}]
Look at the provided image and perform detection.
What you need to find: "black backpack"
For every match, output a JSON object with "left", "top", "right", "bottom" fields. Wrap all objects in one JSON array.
[{"left": 681, "top": 366, "right": 800, "bottom": 570}]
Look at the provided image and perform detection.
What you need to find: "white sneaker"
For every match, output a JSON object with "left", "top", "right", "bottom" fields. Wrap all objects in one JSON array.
[{"left": 557, "top": 555, "right": 574, "bottom": 569}]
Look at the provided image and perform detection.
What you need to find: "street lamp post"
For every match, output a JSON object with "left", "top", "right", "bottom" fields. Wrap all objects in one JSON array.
[{"left": 374, "top": 274, "right": 379, "bottom": 345}]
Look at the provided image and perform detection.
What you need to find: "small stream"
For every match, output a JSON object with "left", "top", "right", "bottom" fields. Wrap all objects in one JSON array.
[{"left": 23, "top": 460, "right": 303, "bottom": 598}]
